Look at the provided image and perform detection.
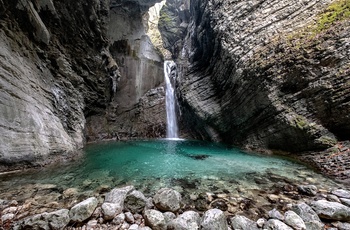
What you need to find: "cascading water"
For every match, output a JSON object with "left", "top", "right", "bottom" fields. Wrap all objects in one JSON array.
[{"left": 164, "top": 60, "right": 179, "bottom": 138}]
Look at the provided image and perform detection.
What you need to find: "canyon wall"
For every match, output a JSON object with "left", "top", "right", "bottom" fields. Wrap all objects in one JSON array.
[
  {"left": 160, "top": 0, "right": 350, "bottom": 152},
  {"left": 0, "top": 0, "right": 164, "bottom": 171}
]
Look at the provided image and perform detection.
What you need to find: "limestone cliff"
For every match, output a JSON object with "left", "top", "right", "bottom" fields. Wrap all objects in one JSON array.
[
  {"left": 161, "top": 0, "right": 350, "bottom": 152},
  {"left": 0, "top": 0, "right": 165, "bottom": 171}
]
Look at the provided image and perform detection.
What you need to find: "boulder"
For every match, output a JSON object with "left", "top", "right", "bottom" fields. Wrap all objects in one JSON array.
[
  {"left": 105, "top": 186, "right": 134, "bottom": 204},
  {"left": 310, "top": 200, "right": 350, "bottom": 222},
  {"left": 264, "top": 219, "right": 294, "bottom": 230},
  {"left": 153, "top": 188, "right": 182, "bottom": 212},
  {"left": 21, "top": 209, "right": 70, "bottom": 230},
  {"left": 201, "top": 208, "right": 228, "bottom": 230},
  {"left": 102, "top": 202, "right": 123, "bottom": 220},
  {"left": 297, "top": 185, "right": 318, "bottom": 196},
  {"left": 124, "top": 190, "right": 147, "bottom": 213},
  {"left": 69, "top": 197, "right": 98, "bottom": 222},
  {"left": 292, "top": 202, "right": 324, "bottom": 230},
  {"left": 331, "top": 189, "right": 350, "bottom": 199},
  {"left": 268, "top": 208, "right": 284, "bottom": 221},
  {"left": 284, "top": 210, "right": 306, "bottom": 230},
  {"left": 230, "top": 215, "right": 259, "bottom": 230},
  {"left": 144, "top": 209, "right": 167, "bottom": 230},
  {"left": 167, "top": 210, "right": 201, "bottom": 230}
]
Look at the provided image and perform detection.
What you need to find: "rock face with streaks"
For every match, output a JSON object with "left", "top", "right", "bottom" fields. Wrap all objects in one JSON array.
[
  {"left": 160, "top": 0, "right": 350, "bottom": 152},
  {"left": 0, "top": 0, "right": 164, "bottom": 171}
]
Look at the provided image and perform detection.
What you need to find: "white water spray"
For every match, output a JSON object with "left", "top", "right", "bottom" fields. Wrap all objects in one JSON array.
[{"left": 164, "top": 60, "right": 179, "bottom": 138}]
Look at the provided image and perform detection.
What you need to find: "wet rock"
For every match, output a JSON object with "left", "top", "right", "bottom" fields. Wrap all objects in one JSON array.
[
  {"left": 310, "top": 200, "right": 350, "bottom": 222},
  {"left": 230, "top": 215, "right": 259, "bottom": 230},
  {"left": 144, "top": 209, "right": 166, "bottom": 230},
  {"left": 331, "top": 189, "right": 350, "bottom": 199},
  {"left": 264, "top": 219, "right": 293, "bottom": 230},
  {"left": 269, "top": 208, "right": 284, "bottom": 221},
  {"left": 297, "top": 185, "right": 318, "bottom": 196},
  {"left": 201, "top": 208, "right": 228, "bottom": 230},
  {"left": 284, "top": 210, "right": 306, "bottom": 230},
  {"left": 153, "top": 188, "right": 182, "bottom": 212},
  {"left": 102, "top": 202, "right": 123, "bottom": 220},
  {"left": 167, "top": 210, "right": 201, "bottom": 230},
  {"left": 292, "top": 202, "right": 324, "bottom": 230},
  {"left": 210, "top": 199, "right": 228, "bottom": 211},
  {"left": 188, "top": 154, "right": 210, "bottom": 160},
  {"left": 124, "top": 190, "right": 147, "bottom": 213},
  {"left": 69, "top": 197, "right": 98, "bottom": 222}
]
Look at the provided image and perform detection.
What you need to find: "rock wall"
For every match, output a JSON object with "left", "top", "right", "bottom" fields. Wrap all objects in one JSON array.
[
  {"left": 0, "top": 0, "right": 165, "bottom": 171},
  {"left": 161, "top": 0, "right": 350, "bottom": 152}
]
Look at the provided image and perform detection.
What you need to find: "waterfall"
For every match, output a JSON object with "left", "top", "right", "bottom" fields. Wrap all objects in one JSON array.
[{"left": 164, "top": 60, "right": 179, "bottom": 138}]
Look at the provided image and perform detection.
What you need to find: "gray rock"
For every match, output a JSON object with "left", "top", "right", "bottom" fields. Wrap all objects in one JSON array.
[
  {"left": 112, "top": 213, "right": 126, "bottom": 225},
  {"left": 292, "top": 203, "right": 324, "bottom": 230},
  {"left": 332, "top": 221, "right": 350, "bottom": 230},
  {"left": 144, "top": 209, "right": 166, "bottom": 230},
  {"left": 269, "top": 208, "right": 284, "bottom": 221},
  {"left": 129, "top": 224, "right": 140, "bottom": 230},
  {"left": 230, "top": 215, "right": 259, "bottom": 230},
  {"left": 327, "top": 194, "right": 341, "bottom": 203},
  {"left": 297, "top": 185, "right": 318, "bottom": 196},
  {"left": 153, "top": 188, "right": 182, "bottom": 212},
  {"left": 310, "top": 200, "right": 350, "bottom": 221},
  {"left": 102, "top": 202, "right": 123, "bottom": 220},
  {"left": 125, "top": 211, "right": 135, "bottom": 223},
  {"left": 284, "top": 210, "right": 306, "bottom": 230},
  {"left": 21, "top": 209, "right": 70, "bottom": 230},
  {"left": 201, "top": 208, "right": 228, "bottom": 230},
  {"left": 105, "top": 186, "right": 134, "bottom": 204},
  {"left": 69, "top": 197, "right": 98, "bottom": 222},
  {"left": 167, "top": 210, "right": 201, "bottom": 230},
  {"left": 332, "top": 189, "right": 350, "bottom": 199},
  {"left": 257, "top": 218, "right": 265, "bottom": 228},
  {"left": 1, "top": 213, "right": 15, "bottom": 223},
  {"left": 163, "top": 211, "right": 176, "bottom": 224},
  {"left": 264, "top": 219, "right": 294, "bottom": 230},
  {"left": 340, "top": 198, "right": 350, "bottom": 207},
  {"left": 124, "top": 190, "right": 147, "bottom": 213}
]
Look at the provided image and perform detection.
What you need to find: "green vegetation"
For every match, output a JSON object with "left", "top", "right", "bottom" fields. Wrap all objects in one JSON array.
[{"left": 315, "top": 0, "right": 350, "bottom": 32}]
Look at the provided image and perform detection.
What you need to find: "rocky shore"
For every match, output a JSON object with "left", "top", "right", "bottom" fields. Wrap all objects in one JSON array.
[{"left": 2, "top": 184, "right": 350, "bottom": 230}]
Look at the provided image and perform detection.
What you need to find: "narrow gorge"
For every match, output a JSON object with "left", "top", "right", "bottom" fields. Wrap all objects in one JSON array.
[{"left": 0, "top": 0, "right": 350, "bottom": 229}]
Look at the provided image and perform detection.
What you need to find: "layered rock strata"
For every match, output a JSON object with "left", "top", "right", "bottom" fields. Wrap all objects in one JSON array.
[
  {"left": 161, "top": 0, "right": 350, "bottom": 152},
  {"left": 0, "top": 0, "right": 165, "bottom": 171}
]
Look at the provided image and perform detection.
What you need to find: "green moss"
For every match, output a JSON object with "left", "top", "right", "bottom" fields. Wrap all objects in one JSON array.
[
  {"left": 294, "top": 115, "right": 309, "bottom": 130},
  {"left": 316, "top": 136, "right": 337, "bottom": 147},
  {"left": 315, "top": 0, "right": 350, "bottom": 32}
]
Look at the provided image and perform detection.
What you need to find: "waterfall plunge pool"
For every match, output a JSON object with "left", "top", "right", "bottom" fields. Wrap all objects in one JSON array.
[{"left": 0, "top": 139, "right": 340, "bottom": 207}]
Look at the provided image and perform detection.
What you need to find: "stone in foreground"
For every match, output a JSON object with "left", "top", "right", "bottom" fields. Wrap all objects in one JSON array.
[
  {"left": 69, "top": 197, "right": 98, "bottom": 222},
  {"left": 310, "top": 200, "right": 350, "bottom": 222},
  {"left": 201, "top": 208, "right": 228, "bottom": 230},
  {"left": 144, "top": 209, "right": 167, "bottom": 230},
  {"left": 230, "top": 215, "right": 259, "bottom": 230},
  {"left": 167, "top": 210, "right": 201, "bottom": 230},
  {"left": 153, "top": 188, "right": 182, "bottom": 212}
]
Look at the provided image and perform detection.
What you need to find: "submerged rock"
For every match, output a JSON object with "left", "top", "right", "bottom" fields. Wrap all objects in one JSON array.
[{"left": 297, "top": 185, "right": 318, "bottom": 196}]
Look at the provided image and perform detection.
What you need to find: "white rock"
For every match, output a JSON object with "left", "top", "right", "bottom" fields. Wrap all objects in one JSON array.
[{"left": 201, "top": 209, "right": 228, "bottom": 230}]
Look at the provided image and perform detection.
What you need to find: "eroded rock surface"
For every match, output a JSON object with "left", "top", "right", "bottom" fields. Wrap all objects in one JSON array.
[{"left": 160, "top": 0, "right": 350, "bottom": 153}]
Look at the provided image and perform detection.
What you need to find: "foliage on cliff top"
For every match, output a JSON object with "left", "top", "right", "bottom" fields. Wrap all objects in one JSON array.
[{"left": 315, "top": 0, "right": 350, "bottom": 32}]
